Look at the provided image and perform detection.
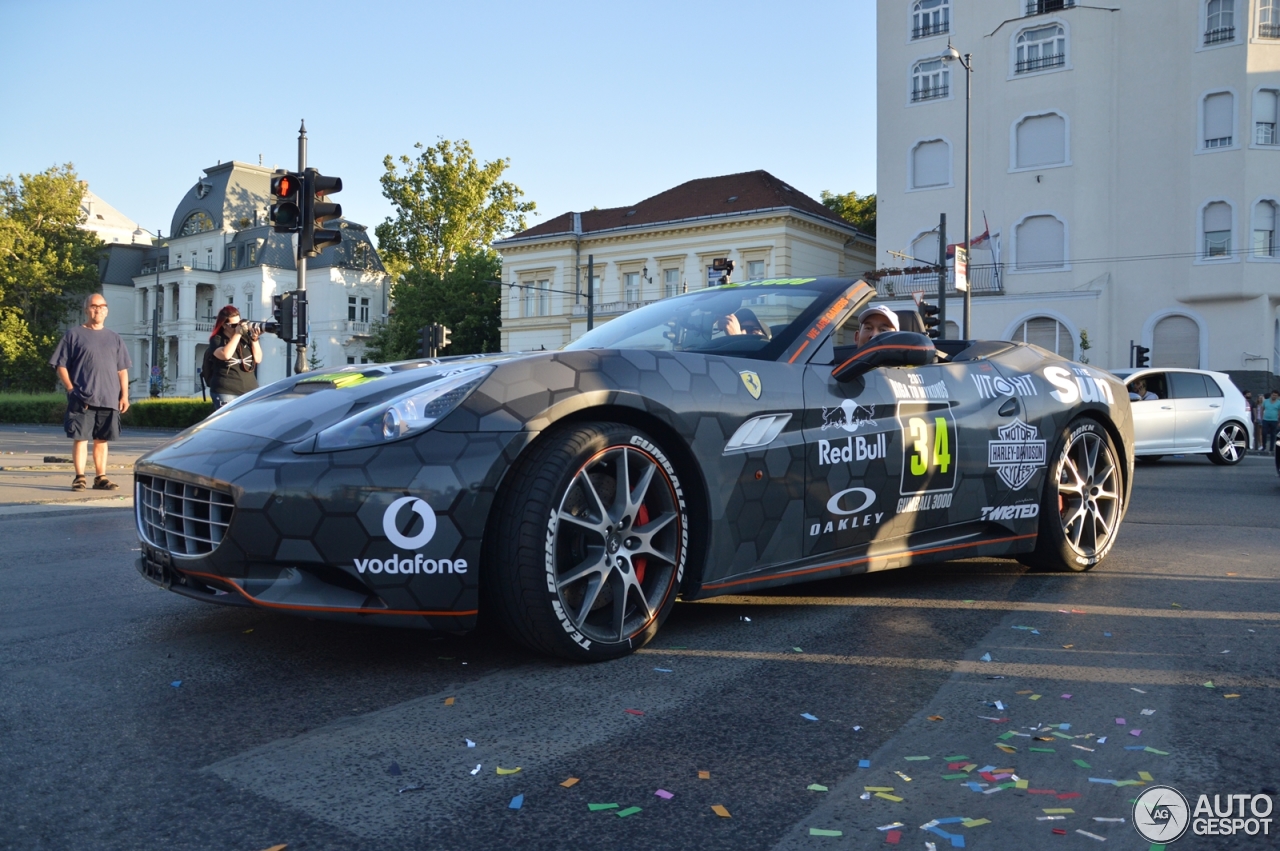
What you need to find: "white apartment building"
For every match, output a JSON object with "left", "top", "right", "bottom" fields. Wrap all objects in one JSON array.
[
  {"left": 878, "top": 0, "right": 1280, "bottom": 389},
  {"left": 495, "top": 171, "right": 875, "bottom": 351},
  {"left": 95, "top": 161, "right": 388, "bottom": 397}
]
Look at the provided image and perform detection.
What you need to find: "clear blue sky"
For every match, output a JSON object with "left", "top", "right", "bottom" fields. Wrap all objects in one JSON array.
[{"left": 0, "top": 0, "right": 877, "bottom": 243}]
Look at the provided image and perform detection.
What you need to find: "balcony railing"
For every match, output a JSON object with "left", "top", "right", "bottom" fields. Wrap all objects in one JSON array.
[
  {"left": 1204, "top": 26, "right": 1235, "bottom": 44},
  {"left": 864, "top": 264, "right": 1005, "bottom": 300},
  {"left": 140, "top": 260, "right": 170, "bottom": 276},
  {"left": 911, "top": 21, "right": 949, "bottom": 39},
  {"left": 1015, "top": 53, "right": 1065, "bottom": 74},
  {"left": 1261, "top": 23, "right": 1280, "bottom": 38},
  {"left": 346, "top": 321, "right": 371, "bottom": 335},
  {"left": 911, "top": 85, "right": 950, "bottom": 102},
  {"left": 1257, "top": 123, "right": 1277, "bottom": 146},
  {"left": 1026, "top": 0, "right": 1074, "bottom": 14},
  {"left": 570, "top": 299, "right": 658, "bottom": 318},
  {"left": 195, "top": 321, "right": 213, "bottom": 333}
]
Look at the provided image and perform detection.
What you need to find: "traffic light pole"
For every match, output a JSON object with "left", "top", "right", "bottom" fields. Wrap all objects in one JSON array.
[
  {"left": 294, "top": 120, "right": 309, "bottom": 374},
  {"left": 936, "top": 213, "right": 948, "bottom": 340}
]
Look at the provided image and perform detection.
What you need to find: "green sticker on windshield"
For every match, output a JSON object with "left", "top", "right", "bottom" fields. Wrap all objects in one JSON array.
[{"left": 297, "top": 372, "right": 380, "bottom": 389}]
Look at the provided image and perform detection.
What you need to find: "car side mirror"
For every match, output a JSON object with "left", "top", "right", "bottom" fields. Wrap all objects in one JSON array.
[{"left": 832, "top": 331, "right": 938, "bottom": 382}]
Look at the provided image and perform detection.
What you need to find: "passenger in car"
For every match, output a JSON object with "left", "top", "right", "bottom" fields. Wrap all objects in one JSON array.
[
  {"left": 853, "top": 305, "right": 900, "bottom": 347},
  {"left": 1129, "top": 378, "right": 1158, "bottom": 401},
  {"left": 716, "top": 308, "right": 772, "bottom": 339}
]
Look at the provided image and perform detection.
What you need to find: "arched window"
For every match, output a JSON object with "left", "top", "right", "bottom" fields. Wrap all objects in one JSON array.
[
  {"left": 912, "top": 0, "right": 950, "bottom": 39},
  {"left": 1014, "top": 113, "right": 1067, "bottom": 168},
  {"left": 1202, "top": 202, "right": 1232, "bottom": 257},
  {"left": 178, "top": 210, "right": 214, "bottom": 236},
  {"left": 910, "top": 139, "right": 951, "bottom": 189},
  {"left": 1261, "top": 0, "right": 1280, "bottom": 38},
  {"left": 1015, "top": 24, "right": 1065, "bottom": 74},
  {"left": 1015, "top": 215, "right": 1066, "bottom": 270},
  {"left": 944, "top": 320, "right": 960, "bottom": 340},
  {"left": 1203, "top": 92, "right": 1235, "bottom": 148},
  {"left": 1153, "top": 315, "right": 1201, "bottom": 368},
  {"left": 911, "top": 59, "right": 950, "bottom": 102},
  {"left": 1013, "top": 317, "right": 1074, "bottom": 358},
  {"left": 1253, "top": 200, "right": 1277, "bottom": 257},
  {"left": 1205, "top": 0, "right": 1235, "bottom": 43}
]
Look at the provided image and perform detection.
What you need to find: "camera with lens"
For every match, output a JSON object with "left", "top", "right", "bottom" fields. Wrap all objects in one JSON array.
[{"left": 240, "top": 321, "right": 280, "bottom": 337}]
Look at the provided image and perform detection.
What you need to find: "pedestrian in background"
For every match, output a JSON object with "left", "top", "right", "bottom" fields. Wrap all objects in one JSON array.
[
  {"left": 1263, "top": 390, "right": 1280, "bottom": 453},
  {"left": 205, "top": 305, "right": 262, "bottom": 411},
  {"left": 50, "top": 293, "right": 131, "bottom": 491}
]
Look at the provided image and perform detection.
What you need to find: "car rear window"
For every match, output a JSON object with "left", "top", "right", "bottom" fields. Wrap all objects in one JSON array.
[{"left": 1169, "top": 372, "right": 1210, "bottom": 399}]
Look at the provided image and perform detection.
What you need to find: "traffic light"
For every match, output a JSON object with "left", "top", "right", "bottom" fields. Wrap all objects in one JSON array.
[
  {"left": 292, "top": 290, "right": 308, "bottom": 348},
  {"left": 269, "top": 171, "right": 303, "bottom": 233},
  {"left": 918, "top": 301, "right": 941, "bottom": 339},
  {"left": 300, "top": 169, "right": 343, "bottom": 257},
  {"left": 1135, "top": 345, "right": 1150, "bottom": 368},
  {"left": 437, "top": 325, "right": 451, "bottom": 351},
  {"left": 419, "top": 327, "right": 431, "bottom": 358},
  {"left": 272, "top": 292, "right": 296, "bottom": 343}
]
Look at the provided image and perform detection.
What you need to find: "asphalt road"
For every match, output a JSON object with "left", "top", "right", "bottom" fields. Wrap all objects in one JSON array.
[{"left": 1, "top": 453, "right": 1278, "bottom": 851}]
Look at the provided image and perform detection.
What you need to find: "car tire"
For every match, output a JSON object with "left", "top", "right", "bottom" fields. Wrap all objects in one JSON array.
[
  {"left": 1023, "top": 418, "right": 1124, "bottom": 573},
  {"left": 487, "top": 421, "right": 688, "bottom": 661},
  {"left": 1208, "top": 422, "right": 1249, "bottom": 466}
]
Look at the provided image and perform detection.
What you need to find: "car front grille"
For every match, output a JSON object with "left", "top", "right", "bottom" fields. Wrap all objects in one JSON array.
[{"left": 136, "top": 474, "right": 235, "bottom": 556}]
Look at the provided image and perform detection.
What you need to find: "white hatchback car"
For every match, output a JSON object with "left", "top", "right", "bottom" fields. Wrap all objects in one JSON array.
[{"left": 1111, "top": 368, "right": 1250, "bottom": 465}]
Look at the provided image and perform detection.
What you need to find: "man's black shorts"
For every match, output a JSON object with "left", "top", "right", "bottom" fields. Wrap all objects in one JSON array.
[{"left": 65, "top": 402, "right": 120, "bottom": 441}]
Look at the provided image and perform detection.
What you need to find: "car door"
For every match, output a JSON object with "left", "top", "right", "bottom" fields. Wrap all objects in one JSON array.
[
  {"left": 1169, "top": 372, "right": 1219, "bottom": 451},
  {"left": 1128, "top": 372, "right": 1175, "bottom": 453}
]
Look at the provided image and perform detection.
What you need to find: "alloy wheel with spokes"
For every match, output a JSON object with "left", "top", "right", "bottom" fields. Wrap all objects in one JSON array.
[
  {"left": 488, "top": 421, "right": 689, "bottom": 661},
  {"left": 1209, "top": 422, "right": 1248, "bottom": 465}
]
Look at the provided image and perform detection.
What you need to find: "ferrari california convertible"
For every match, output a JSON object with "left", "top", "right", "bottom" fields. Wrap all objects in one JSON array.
[{"left": 135, "top": 277, "right": 1134, "bottom": 661}]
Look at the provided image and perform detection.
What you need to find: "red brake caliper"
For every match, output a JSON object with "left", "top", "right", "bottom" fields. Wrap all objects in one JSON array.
[{"left": 633, "top": 503, "right": 649, "bottom": 585}]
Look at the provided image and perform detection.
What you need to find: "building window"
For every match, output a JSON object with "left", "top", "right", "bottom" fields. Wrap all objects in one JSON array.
[
  {"left": 178, "top": 210, "right": 215, "bottom": 236},
  {"left": 523, "top": 283, "right": 536, "bottom": 317},
  {"left": 1254, "top": 201, "right": 1277, "bottom": 257},
  {"left": 1205, "top": 0, "right": 1235, "bottom": 44},
  {"left": 591, "top": 275, "right": 602, "bottom": 302},
  {"left": 624, "top": 271, "right": 640, "bottom": 303},
  {"left": 348, "top": 296, "right": 357, "bottom": 321},
  {"left": 910, "top": 139, "right": 951, "bottom": 189},
  {"left": 911, "top": 0, "right": 949, "bottom": 38},
  {"left": 911, "top": 59, "right": 949, "bottom": 101},
  {"left": 1202, "top": 201, "right": 1233, "bottom": 257},
  {"left": 910, "top": 231, "right": 939, "bottom": 266},
  {"left": 1203, "top": 92, "right": 1235, "bottom": 147},
  {"left": 1013, "top": 317, "right": 1074, "bottom": 358},
  {"left": 1015, "top": 215, "right": 1066, "bottom": 270},
  {"left": 1261, "top": 0, "right": 1280, "bottom": 37},
  {"left": 537, "top": 280, "right": 550, "bottom": 316},
  {"left": 663, "top": 268, "right": 680, "bottom": 298},
  {"left": 746, "top": 260, "right": 766, "bottom": 280},
  {"left": 351, "top": 242, "right": 370, "bottom": 267},
  {"left": 1014, "top": 112, "right": 1067, "bottom": 168},
  {"left": 204, "top": 298, "right": 214, "bottom": 322},
  {"left": 1027, "top": 0, "right": 1075, "bottom": 14},
  {"left": 1256, "top": 89, "right": 1278, "bottom": 145},
  {"left": 1153, "top": 315, "right": 1201, "bottom": 368},
  {"left": 1015, "top": 24, "right": 1066, "bottom": 74}
]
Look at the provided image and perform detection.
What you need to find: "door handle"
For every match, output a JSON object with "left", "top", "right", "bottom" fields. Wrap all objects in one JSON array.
[
  {"left": 1161, "top": 406, "right": 1172, "bottom": 410},
  {"left": 1209, "top": 404, "right": 1221, "bottom": 408},
  {"left": 998, "top": 398, "right": 1020, "bottom": 417}
]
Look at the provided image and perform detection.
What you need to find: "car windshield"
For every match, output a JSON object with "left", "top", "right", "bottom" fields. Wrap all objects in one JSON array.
[{"left": 563, "top": 279, "right": 858, "bottom": 361}]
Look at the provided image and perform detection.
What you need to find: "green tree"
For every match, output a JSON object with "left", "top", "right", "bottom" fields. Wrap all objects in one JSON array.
[
  {"left": 366, "top": 250, "right": 502, "bottom": 361},
  {"left": 0, "top": 164, "right": 102, "bottom": 391},
  {"left": 820, "top": 189, "right": 877, "bottom": 237},
  {"left": 375, "top": 138, "right": 534, "bottom": 278}
]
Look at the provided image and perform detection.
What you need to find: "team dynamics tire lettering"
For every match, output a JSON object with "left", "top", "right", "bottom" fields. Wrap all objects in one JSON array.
[
  {"left": 1208, "top": 422, "right": 1248, "bottom": 466},
  {"left": 486, "top": 421, "right": 688, "bottom": 661},
  {"left": 1023, "top": 418, "right": 1124, "bottom": 573}
]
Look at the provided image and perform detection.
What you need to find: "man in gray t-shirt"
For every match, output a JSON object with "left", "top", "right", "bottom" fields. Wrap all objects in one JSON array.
[{"left": 49, "top": 294, "right": 132, "bottom": 491}]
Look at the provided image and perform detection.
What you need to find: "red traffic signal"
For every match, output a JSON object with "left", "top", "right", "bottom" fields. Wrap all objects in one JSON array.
[{"left": 269, "top": 170, "right": 303, "bottom": 233}]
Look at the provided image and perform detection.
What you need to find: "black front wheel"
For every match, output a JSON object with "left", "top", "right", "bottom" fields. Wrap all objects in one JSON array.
[
  {"left": 1024, "top": 419, "right": 1124, "bottom": 572},
  {"left": 487, "top": 422, "right": 689, "bottom": 661}
]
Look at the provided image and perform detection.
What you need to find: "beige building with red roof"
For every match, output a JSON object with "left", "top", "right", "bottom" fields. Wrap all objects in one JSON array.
[{"left": 494, "top": 170, "right": 875, "bottom": 352}]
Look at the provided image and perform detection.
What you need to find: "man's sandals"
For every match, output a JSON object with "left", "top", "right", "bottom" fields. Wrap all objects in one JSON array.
[
  {"left": 93, "top": 476, "right": 118, "bottom": 490},
  {"left": 72, "top": 474, "right": 87, "bottom": 491}
]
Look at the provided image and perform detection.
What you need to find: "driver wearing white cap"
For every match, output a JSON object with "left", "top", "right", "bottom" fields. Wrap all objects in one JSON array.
[{"left": 854, "top": 305, "right": 900, "bottom": 347}]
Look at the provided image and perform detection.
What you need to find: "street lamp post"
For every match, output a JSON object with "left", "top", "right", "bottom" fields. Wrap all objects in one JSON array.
[
  {"left": 151, "top": 228, "right": 163, "bottom": 397},
  {"left": 943, "top": 43, "right": 973, "bottom": 340}
]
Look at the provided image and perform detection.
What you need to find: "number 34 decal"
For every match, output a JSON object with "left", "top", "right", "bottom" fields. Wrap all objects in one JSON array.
[{"left": 897, "top": 401, "right": 958, "bottom": 496}]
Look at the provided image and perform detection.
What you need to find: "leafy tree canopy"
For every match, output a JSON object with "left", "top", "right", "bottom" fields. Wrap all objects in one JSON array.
[
  {"left": 0, "top": 164, "right": 102, "bottom": 391},
  {"left": 366, "top": 250, "right": 502, "bottom": 361},
  {"left": 821, "top": 189, "right": 876, "bottom": 237},
  {"left": 375, "top": 138, "right": 534, "bottom": 278}
]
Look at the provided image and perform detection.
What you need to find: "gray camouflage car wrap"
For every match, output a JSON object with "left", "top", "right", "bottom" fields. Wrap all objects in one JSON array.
[{"left": 134, "top": 278, "right": 1135, "bottom": 631}]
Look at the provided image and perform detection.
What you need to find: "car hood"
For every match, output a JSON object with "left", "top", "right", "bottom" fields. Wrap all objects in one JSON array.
[{"left": 177, "top": 352, "right": 532, "bottom": 446}]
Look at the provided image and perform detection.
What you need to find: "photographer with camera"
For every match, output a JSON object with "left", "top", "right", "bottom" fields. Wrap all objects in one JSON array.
[{"left": 205, "top": 305, "right": 263, "bottom": 411}]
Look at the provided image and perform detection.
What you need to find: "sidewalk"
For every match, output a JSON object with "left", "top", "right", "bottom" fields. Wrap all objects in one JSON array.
[{"left": 0, "top": 424, "right": 182, "bottom": 511}]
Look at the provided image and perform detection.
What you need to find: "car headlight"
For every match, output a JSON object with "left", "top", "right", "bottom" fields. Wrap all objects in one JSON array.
[{"left": 313, "top": 367, "right": 492, "bottom": 451}]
